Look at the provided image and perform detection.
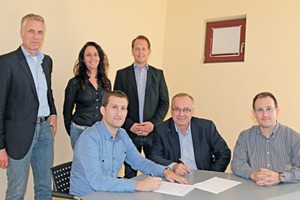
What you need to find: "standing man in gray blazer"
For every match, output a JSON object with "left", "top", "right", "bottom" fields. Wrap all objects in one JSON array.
[
  {"left": 114, "top": 35, "right": 169, "bottom": 178},
  {"left": 0, "top": 13, "right": 57, "bottom": 200}
]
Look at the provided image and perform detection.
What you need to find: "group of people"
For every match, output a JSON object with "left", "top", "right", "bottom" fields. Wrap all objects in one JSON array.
[{"left": 0, "top": 13, "right": 300, "bottom": 200}]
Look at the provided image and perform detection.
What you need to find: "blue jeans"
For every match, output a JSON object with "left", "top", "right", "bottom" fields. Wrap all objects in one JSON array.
[
  {"left": 70, "top": 122, "right": 88, "bottom": 150},
  {"left": 124, "top": 136, "right": 153, "bottom": 178},
  {"left": 6, "top": 120, "right": 54, "bottom": 200}
]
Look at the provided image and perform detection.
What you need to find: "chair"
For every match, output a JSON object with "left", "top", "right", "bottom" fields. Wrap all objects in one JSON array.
[{"left": 51, "top": 161, "right": 85, "bottom": 200}]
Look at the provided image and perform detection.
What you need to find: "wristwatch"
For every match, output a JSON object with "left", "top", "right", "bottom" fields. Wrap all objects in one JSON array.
[
  {"left": 165, "top": 167, "right": 171, "bottom": 171},
  {"left": 278, "top": 172, "right": 285, "bottom": 183}
]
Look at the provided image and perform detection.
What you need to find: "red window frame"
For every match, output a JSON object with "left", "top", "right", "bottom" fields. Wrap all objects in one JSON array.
[{"left": 204, "top": 18, "right": 246, "bottom": 63}]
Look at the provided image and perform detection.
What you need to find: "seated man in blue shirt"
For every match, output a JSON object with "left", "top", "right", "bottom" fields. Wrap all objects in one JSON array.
[
  {"left": 70, "top": 90, "right": 187, "bottom": 197},
  {"left": 232, "top": 92, "right": 300, "bottom": 186},
  {"left": 149, "top": 93, "right": 231, "bottom": 176}
]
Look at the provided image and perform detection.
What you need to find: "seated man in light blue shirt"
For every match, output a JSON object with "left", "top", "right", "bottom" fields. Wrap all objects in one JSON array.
[
  {"left": 149, "top": 93, "right": 231, "bottom": 176},
  {"left": 70, "top": 90, "right": 187, "bottom": 197}
]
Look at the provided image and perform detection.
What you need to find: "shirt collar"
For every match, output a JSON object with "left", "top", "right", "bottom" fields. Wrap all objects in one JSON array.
[
  {"left": 257, "top": 122, "right": 279, "bottom": 138},
  {"left": 21, "top": 45, "right": 44, "bottom": 62},
  {"left": 174, "top": 122, "right": 191, "bottom": 135},
  {"left": 133, "top": 63, "right": 149, "bottom": 69},
  {"left": 100, "top": 121, "right": 122, "bottom": 141}
]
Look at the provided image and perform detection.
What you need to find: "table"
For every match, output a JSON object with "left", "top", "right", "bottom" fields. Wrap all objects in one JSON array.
[{"left": 84, "top": 170, "right": 300, "bottom": 200}]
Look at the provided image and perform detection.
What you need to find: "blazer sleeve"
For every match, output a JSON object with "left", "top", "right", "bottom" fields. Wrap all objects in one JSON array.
[
  {"left": 113, "top": 70, "right": 135, "bottom": 131},
  {"left": 0, "top": 55, "right": 10, "bottom": 149},
  {"left": 44, "top": 55, "right": 57, "bottom": 116},
  {"left": 148, "top": 123, "right": 175, "bottom": 166},
  {"left": 149, "top": 70, "right": 169, "bottom": 125},
  {"left": 208, "top": 121, "right": 231, "bottom": 172}
]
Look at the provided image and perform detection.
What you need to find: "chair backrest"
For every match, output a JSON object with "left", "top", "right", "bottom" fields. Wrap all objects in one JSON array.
[{"left": 51, "top": 161, "right": 72, "bottom": 194}]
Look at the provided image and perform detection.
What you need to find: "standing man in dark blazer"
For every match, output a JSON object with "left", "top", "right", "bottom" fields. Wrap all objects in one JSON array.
[
  {"left": 114, "top": 35, "right": 169, "bottom": 178},
  {"left": 0, "top": 14, "right": 57, "bottom": 200},
  {"left": 149, "top": 93, "right": 231, "bottom": 175}
]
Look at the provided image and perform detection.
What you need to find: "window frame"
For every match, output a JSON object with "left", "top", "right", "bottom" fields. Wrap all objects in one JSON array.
[{"left": 204, "top": 18, "right": 246, "bottom": 63}]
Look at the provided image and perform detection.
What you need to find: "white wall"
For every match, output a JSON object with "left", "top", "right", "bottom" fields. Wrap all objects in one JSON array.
[{"left": 163, "top": 0, "right": 300, "bottom": 156}]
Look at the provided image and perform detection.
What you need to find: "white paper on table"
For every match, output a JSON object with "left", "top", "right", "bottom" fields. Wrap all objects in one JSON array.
[
  {"left": 153, "top": 181, "right": 195, "bottom": 196},
  {"left": 193, "top": 177, "right": 241, "bottom": 194}
]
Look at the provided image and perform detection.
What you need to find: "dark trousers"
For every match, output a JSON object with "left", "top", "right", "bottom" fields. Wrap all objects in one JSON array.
[{"left": 124, "top": 136, "right": 152, "bottom": 178}]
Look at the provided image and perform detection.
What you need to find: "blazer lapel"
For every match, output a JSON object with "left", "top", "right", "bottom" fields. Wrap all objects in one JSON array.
[
  {"left": 17, "top": 48, "right": 38, "bottom": 97},
  {"left": 144, "top": 66, "right": 152, "bottom": 103},
  {"left": 168, "top": 119, "right": 181, "bottom": 160},
  {"left": 41, "top": 59, "right": 50, "bottom": 88},
  {"left": 190, "top": 118, "right": 201, "bottom": 167},
  {"left": 128, "top": 64, "right": 138, "bottom": 97}
]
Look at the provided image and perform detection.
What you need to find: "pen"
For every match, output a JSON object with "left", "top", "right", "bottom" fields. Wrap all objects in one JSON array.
[
  {"left": 178, "top": 158, "right": 185, "bottom": 165},
  {"left": 178, "top": 158, "right": 191, "bottom": 174},
  {"left": 150, "top": 172, "right": 155, "bottom": 177}
]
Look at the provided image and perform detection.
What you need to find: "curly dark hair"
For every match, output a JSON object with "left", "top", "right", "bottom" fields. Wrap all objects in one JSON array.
[{"left": 73, "top": 41, "right": 110, "bottom": 91}]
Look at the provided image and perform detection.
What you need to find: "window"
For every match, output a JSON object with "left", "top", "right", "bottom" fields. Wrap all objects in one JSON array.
[{"left": 204, "top": 18, "right": 246, "bottom": 63}]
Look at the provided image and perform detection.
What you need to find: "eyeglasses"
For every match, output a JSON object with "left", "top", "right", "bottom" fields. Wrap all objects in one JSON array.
[
  {"left": 172, "top": 107, "right": 192, "bottom": 114},
  {"left": 255, "top": 107, "right": 276, "bottom": 114}
]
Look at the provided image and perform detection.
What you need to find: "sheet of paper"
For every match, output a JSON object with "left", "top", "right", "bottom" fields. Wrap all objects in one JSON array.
[
  {"left": 153, "top": 181, "right": 194, "bottom": 196},
  {"left": 193, "top": 177, "right": 241, "bottom": 194}
]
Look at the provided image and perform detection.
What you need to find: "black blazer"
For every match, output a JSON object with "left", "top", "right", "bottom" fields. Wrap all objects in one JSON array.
[
  {"left": 149, "top": 117, "right": 231, "bottom": 172},
  {"left": 0, "top": 47, "right": 57, "bottom": 159},
  {"left": 113, "top": 64, "right": 169, "bottom": 139}
]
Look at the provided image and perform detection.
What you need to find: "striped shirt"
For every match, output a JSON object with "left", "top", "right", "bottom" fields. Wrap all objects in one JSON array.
[
  {"left": 231, "top": 123, "right": 300, "bottom": 182},
  {"left": 134, "top": 65, "right": 148, "bottom": 122}
]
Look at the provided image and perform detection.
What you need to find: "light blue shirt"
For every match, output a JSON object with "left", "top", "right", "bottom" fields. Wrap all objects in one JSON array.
[
  {"left": 134, "top": 65, "right": 148, "bottom": 122},
  {"left": 70, "top": 121, "right": 166, "bottom": 196},
  {"left": 175, "top": 123, "right": 198, "bottom": 170},
  {"left": 21, "top": 45, "right": 50, "bottom": 117}
]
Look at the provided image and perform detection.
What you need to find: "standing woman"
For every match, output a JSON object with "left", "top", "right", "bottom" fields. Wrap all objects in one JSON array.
[{"left": 63, "top": 41, "right": 111, "bottom": 149}]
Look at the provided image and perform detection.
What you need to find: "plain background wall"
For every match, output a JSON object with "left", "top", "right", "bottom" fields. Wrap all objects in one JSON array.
[
  {"left": 163, "top": 0, "right": 300, "bottom": 154},
  {"left": 1, "top": 0, "right": 300, "bottom": 199}
]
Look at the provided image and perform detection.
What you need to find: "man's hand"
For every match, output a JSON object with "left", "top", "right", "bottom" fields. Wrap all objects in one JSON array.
[
  {"left": 130, "top": 122, "right": 154, "bottom": 136},
  {"left": 172, "top": 163, "right": 192, "bottom": 176},
  {"left": 138, "top": 122, "right": 154, "bottom": 136},
  {"left": 135, "top": 176, "right": 162, "bottom": 191},
  {"left": 0, "top": 149, "right": 8, "bottom": 169},
  {"left": 164, "top": 168, "right": 188, "bottom": 184},
  {"left": 250, "top": 168, "right": 280, "bottom": 186},
  {"left": 130, "top": 123, "right": 142, "bottom": 135},
  {"left": 48, "top": 115, "right": 57, "bottom": 136}
]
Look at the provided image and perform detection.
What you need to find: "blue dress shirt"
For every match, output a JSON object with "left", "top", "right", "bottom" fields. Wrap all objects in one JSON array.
[
  {"left": 70, "top": 121, "right": 166, "bottom": 196},
  {"left": 21, "top": 45, "right": 50, "bottom": 117}
]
